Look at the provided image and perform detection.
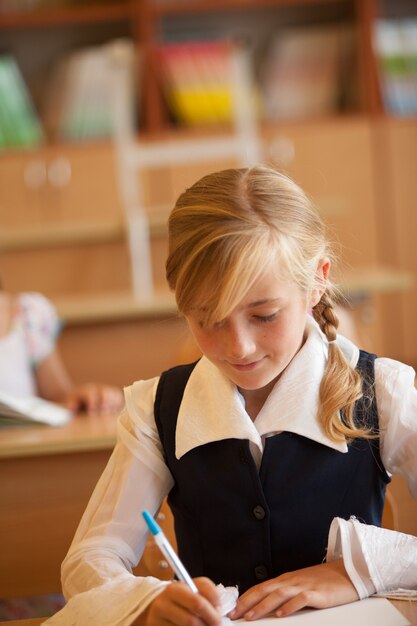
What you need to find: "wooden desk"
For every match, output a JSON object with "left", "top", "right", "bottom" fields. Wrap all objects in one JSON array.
[
  {"left": 1, "top": 600, "right": 416, "bottom": 625},
  {"left": 0, "top": 413, "right": 118, "bottom": 598}
]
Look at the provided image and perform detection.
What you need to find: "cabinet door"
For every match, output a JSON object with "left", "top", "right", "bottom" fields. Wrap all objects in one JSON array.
[
  {"left": 48, "top": 144, "right": 123, "bottom": 227},
  {"left": 263, "top": 118, "right": 384, "bottom": 353},
  {"left": 263, "top": 118, "right": 379, "bottom": 270},
  {"left": 376, "top": 120, "right": 417, "bottom": 367},
  {"left": 0, "top": 149, "right": 50, "bottom": 232},
  {"left": 0, "top": 144, "right": 124, "bottom": 246}
]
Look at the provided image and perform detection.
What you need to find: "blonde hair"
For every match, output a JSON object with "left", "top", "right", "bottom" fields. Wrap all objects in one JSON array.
[{"left": 166, "top": 165, "right": 373, "bottom": 442}]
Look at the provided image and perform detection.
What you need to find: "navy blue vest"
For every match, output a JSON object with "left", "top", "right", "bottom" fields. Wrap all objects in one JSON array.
[{"left": 154, "top": 350, "right": 390, "bottom": 594}]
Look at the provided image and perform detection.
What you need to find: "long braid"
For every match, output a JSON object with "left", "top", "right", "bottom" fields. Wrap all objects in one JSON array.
[
  {"left": 312, "top": 291, "right": 338, "bottom": 342},
  {"left": 312, "top": 291, "right": 374, "bottom": 441}
]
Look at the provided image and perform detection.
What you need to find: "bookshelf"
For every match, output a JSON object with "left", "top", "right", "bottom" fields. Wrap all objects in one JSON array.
[{"left": 0, "top": 0, "right": 415, "bottom": 140}]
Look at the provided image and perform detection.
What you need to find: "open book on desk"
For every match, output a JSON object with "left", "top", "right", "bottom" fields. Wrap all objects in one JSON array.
[{"left": 0, "top": 390, "right": 73, "bottom": 427}]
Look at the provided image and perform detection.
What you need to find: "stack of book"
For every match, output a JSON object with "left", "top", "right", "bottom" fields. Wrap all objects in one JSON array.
[
  {"left": 157, "top": 40, "right": 235, "bottom": 126},
  {"left": 0, "top": 55, "right": 44, "bottom": 150},
  {"left": 373, "top": 18, "right": 417, "bottom": 117},
  {"left": 43, "top": 38, "right": 136, "bottom": 142},
  {"left": 259, "top": 25, "right": 349, "bottom": 121}
]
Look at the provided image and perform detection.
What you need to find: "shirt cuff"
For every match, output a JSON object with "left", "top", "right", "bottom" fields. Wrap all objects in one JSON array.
[
  {"left": 327, "top": 517, "right": 376, "bottom": 598},
  {"left": 44, "top": 574, "right": 170, "bottom": 626},
  {"left": 327, "top": 516, "right": 417, "bottom": 598}
]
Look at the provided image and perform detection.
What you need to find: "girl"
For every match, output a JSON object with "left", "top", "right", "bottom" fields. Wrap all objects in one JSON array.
[
  {"left": 0, "top": 290, "right": 123, "bottom": 414},
  {"left": 60, "top": 165, "right": 416, "bottom": 625}
]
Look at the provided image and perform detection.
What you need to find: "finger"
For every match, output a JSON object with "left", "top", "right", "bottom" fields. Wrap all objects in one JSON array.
[
  {"left": 101, "top": 388, "right": 123, "bottom": 414},
  {"left": 173, "top": 582, "right": 222, "bottom": 626},
  {"left": 82, "top": 385, "right": 100, "bottom": 414},
  {"left": 274, "top": 590, "right": 320, "bottom": 617},
  {"left": 160, "top": 600, "right": 206, "bottom": 626},
  {"left": 194, "top": 577, "right": 222, "bottom": 611},
  {"left": 146, "top": 595, "right": 195, "bottom": 626},
  {"left": 240, "top": 587, "right": 299, "bottom": 620},
  {"left": 65, "top": 394, "right": 79, "bottom": 412},
  {"left": 146, "top": 582, "right": 222, "bottom": 626},
  {"left": 229, "top": 583, "right": 273, "bottom": 619}
]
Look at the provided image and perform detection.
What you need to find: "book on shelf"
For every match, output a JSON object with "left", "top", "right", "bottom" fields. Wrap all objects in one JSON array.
[
  {"left": 373, "top": 18, "right": 417, "bottom": 117},
  {"left": 0, "top": 55, "right": 44, "bottom": 150},
  {"left": 157, "top": 40, "right": 235, "bottom": 126},
  {"left": 43, "top": 38, "right": 136, "bottom": 142},
  {"left": 259, "top": 25, "right": 350, "bottom": 121},
  {"left": 0, "top": 390, "right": 73, "bottom": 427}
]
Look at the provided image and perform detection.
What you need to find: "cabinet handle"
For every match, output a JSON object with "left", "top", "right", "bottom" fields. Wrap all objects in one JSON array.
[
  {"left": 23, "top": 159, "right": 47, "bottom": 190},
  {"left": 268, "top": 137, "right": 295, "bottom": 166},
  {"left": 48, "top": 157, "right": 72, "bottom": 189}
]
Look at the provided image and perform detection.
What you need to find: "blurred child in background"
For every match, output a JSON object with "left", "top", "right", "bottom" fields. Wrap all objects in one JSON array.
[{"left": 0, "top": 289, "right": 123, "bottom": 415}]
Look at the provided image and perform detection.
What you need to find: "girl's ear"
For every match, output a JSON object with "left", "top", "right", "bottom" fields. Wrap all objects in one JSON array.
[{"left": 309, "top": 258, "right": 331, "bottom": 308}]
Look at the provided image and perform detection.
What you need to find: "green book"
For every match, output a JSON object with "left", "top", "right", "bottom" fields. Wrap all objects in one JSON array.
[{"left": 0, "top": 55, "right": 44, "bottom": 149}]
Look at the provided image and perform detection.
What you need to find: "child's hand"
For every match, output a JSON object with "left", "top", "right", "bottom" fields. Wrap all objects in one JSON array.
[
  {"left": 66, "top": 383, "right": 124, "bottom": 415},
  {"left": 229, "top": 560, "right": 358, "bottom": 620},
  {"left": 141, "top": 578, "right": 222, "bottom": 626}
]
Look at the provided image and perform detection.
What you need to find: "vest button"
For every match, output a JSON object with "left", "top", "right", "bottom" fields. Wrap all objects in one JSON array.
[
  {"left": 253, "top": 505, "right": 266, "bottom": 520},
  {"left": 254, "top": 565, "right": 268, "bottom": 580}
]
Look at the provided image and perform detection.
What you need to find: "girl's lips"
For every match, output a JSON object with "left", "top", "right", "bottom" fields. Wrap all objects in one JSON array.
[{"left": 228, "top": 359, "right": 263, "bottom": 371}]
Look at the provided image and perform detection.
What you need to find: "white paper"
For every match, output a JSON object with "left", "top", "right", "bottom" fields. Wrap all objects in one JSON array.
[{"left": 230, "top": 598, "right": 410, "bottom": 626}]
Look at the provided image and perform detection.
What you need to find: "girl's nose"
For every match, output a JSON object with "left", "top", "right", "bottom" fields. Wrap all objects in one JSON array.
[{"left": 224, "top": 322, "right": 256, "bottom": 360}]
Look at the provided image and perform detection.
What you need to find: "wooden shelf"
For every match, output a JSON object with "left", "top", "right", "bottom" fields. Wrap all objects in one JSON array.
[
  {"left": 54, "top": 290, "right": 178, "bottom": 325},
  {"left": 0, "top": 1, "right": 133, "bottom": 29},
  {"left": 52, "top": 265, "right": 414, "bottom": 328},
  {"left": 336, "top": 267, "right": 414, "bottom": 298},
  {"left": 0, "top": 211, "right": 168, "bottom": 251},
  {"left": 0, "top": 222, "right": 125, "bottom": 251},
  {"left": 150, "top": 0, "right": 349, "bottom": 17}
]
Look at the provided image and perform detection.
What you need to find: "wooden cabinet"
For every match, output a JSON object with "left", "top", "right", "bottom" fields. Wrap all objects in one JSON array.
[
  {"left": 263, "top": 119, "right": 379, "bottom": 272},
  {"left": 263, "top": 117, "right": 387, "bottom": 354},
  {"left": 0, "top": 143, "right": 124, "bottom": 246},
  {"left": 372, "top": 119, "right": 417, "bottom": 367}
]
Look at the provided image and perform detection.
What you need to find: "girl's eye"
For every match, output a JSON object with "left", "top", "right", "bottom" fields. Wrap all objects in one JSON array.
[{"left": 254, "top": 313, "right": 278, "bottom": 323}]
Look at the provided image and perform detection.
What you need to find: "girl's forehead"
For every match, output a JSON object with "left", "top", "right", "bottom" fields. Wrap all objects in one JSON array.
[
  {"left": 239, "top": 271, "right": 299, "bottom": 307},
  {"left": 195, "top": 271, "right": 298, "bottom": 311}
]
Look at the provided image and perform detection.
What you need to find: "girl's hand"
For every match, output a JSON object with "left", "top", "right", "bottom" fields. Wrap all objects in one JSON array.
[
  {"left": 66, "top": 383, "right": 124, "bottom": 415},
  {"left": 142, "top": 578, "right": 222, "bottom": 626},
  {"left": 229, "top": 560, "right": 358, "bottom": 620}
]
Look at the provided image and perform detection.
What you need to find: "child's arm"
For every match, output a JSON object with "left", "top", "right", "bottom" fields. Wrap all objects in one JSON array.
[
  {"left": 35, "top": 348, "right": 124, "bottom": 415},
  {"left": 229, "top": 560, "right": 358, "bottom": 620}
]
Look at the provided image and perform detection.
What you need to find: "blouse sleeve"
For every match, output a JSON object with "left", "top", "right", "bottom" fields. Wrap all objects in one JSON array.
[
  {"left": 18, "top": 292, "right": 61, "bottom": 366},
  {"left": 327, "top": 357, "right": 417, "bottom": 598},
  {"left": 60, "top": 377, "right": 174, "bottom": 624},
  {"left": 327, "top": 517, "right": 417, "bottom": 597},
  {"left": 375, "top": 357, "right": 417, "bottom": 498}
]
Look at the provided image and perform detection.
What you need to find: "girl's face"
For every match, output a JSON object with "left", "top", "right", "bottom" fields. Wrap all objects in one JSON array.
[{"left": 186, "top": 262, "right": 328, "bottom": 409}]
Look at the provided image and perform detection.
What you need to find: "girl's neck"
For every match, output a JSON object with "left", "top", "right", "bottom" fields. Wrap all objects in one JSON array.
[{"left": 239, "top": 378, "right": 277, "bottom": 421}]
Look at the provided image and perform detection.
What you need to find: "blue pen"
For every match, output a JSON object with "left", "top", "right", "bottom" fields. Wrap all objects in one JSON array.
[{"left": 142, "top": 510, "right": 198, "bottom": 593}]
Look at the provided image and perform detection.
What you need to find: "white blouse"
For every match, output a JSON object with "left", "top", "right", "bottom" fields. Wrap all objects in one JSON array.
[
  {"left": 59, "top": 317, "right": 417, "bottom": 626},
  {"left": 0, "top": 292, "right": 60, "bottom": 397}
]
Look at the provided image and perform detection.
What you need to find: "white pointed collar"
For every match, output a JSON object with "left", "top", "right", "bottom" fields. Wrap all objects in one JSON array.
[{"left": 175, "top": 316, "right": 360, "bottom": 460}]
